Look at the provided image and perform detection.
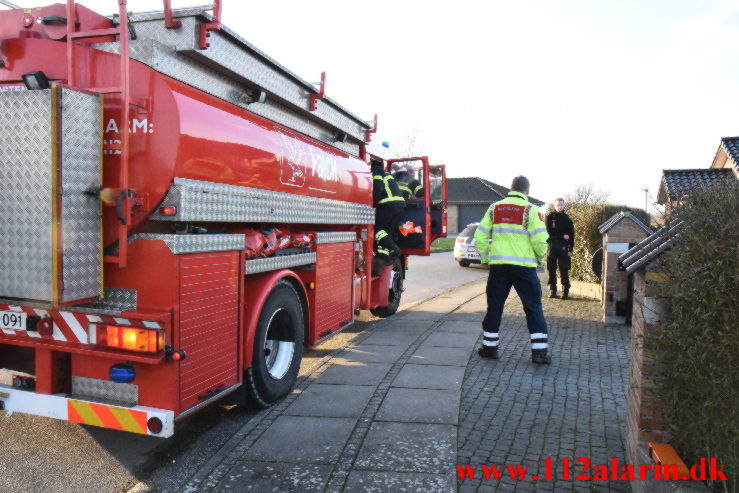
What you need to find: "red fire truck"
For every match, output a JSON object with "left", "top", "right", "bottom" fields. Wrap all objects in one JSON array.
[{"left": 0, "top": 1, "right": 447, "bottom": 437}]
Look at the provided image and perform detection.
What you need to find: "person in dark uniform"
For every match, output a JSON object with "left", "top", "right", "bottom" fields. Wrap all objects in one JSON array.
[
  {"left": 371, "top": 159, "right": 406, "bottom": 265},
  {"left": 546, "top": 197, "right": 575, "bottom": 299},
  {"left": 393, "top": 164, "right": 422, "bottom": 200}
]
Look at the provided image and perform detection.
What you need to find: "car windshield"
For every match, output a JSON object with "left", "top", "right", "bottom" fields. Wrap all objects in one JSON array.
[{"left": 460, "top": 225, "right": 478, "bottom": 237}]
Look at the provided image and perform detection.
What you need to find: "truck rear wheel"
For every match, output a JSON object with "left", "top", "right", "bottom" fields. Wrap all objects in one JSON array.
[
  {"left": 370, "top": 257, "right": 403, "bottom": 318},
  {"left": 246, "top": 281, "right": 304, "bottom": 407}
]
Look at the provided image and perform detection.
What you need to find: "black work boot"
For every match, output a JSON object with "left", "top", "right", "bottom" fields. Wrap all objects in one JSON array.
[
  {"left": 478, "top": 346, "right": 499, "bottom": 359},
  {"left": 549, "top": 288, "right": 559, "bottom": 299},
  {"left": 562, "top": 288, "right": 569, "bottom": 300},
  {"left": 532, "top": 352, "right": 552, "bottom": 365}
]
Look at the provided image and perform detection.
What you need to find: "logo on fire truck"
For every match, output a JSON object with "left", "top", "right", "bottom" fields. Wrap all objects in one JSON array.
[{"left": 277, "top": 130, "right": 306, "bottom": 187}]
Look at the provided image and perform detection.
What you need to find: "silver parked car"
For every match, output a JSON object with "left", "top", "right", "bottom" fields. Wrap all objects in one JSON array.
[{"left": 454, "top": 223, "right": 481, "bottom": 267}]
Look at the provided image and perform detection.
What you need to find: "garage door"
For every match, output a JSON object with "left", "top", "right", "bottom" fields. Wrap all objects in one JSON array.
[{"left": 459, "top": 205, "right": 490, "bottom": 231}]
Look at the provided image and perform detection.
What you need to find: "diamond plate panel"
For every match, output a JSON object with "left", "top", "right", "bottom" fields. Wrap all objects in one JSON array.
[
  {"left": 315, "top": 232, "right": 357, "bottom": 244},
  {"left": 244, "top": 252, "right": 316, "bottom": 275},
  {"left": 0, "top": 90, "right": 54, "bottom": 301},
  {"left": 72, "top": 376, "right": 138, "bottom": 407},
  {"left": 93, "top": 38, "right": 361, "bottom": 156},
  {"left": 151, "top": 178, "right": 375, "bottom": 225},
  {"left": 76, "top": 288, "right": 137, "bottom": 315},
  {"left": 184, "top": 30, "right": 368, "bottom": 141},
  {"left": 60, "top": 89, "right": 102, "bottom": 303},
  {"left": 125, "top": 10, "right": 370, "bottom": 130},
  {"left": 129, "top": 233, "right": 245, "bottom": 254}
]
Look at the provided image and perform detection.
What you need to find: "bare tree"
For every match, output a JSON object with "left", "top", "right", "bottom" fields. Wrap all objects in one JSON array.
[
  {"left": 563, "top": 184, "right": 610, "bottom": 204},
  {"left": 391, "top": 123, "right": 425, "bottom": 159}
]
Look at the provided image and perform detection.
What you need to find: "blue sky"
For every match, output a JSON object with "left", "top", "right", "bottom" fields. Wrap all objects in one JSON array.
[{"left": 13, "top": 0, "right": 739, "bottom": 209}]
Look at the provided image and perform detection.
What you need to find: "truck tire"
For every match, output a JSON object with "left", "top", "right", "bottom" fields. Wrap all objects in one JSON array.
[
  {"left": 246, "top": 281, "right": 304, "bottom": 408},
  {"left": 370, "top": 257, "right": 403, "bottom": 318}
]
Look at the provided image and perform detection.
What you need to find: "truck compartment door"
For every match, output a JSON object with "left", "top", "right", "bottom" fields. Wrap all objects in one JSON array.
[
  {"left": 0, "top": 88, "right": 102, "bottom": 304},
  {"left": 178, "top": 251, "right": 241, "bottom": 412},
  {"left": 387, "top": 156, "right": 434, "bottom": 256},
  {"left": 429, "top": 164, "right": 447, "bottom": 241}
]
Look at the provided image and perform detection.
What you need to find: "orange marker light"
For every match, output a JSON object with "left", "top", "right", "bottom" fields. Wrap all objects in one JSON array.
[
  {"left": 106, "top": 325, "right": 119, "bottom": 347},
  {"left": 98, "top": 325, "right": 164, "bottom": 353}
]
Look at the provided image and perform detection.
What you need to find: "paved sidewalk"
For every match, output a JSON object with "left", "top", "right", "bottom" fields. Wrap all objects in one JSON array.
[{"left": 177, "top": 278, "right": 630, "bottom": 492}]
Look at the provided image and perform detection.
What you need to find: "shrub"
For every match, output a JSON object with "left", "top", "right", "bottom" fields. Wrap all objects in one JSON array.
[{"left": 655, "top": 181, "right": 739, "bottom": 492}]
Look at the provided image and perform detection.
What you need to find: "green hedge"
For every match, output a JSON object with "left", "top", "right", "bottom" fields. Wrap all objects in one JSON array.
[
  {"left": 655, "top": 182, "right": 739, "bottom": 492},
  {"left": 550, "top": 202, "right": 650, "bottom": 282}
]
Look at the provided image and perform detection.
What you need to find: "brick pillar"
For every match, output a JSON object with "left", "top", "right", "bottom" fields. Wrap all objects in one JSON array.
[
  {"left": 627, "top": 265, "right": 670, "bottom": 493},
  {"left": 601, "top": 216, "right": 651, "bottom": 324}
]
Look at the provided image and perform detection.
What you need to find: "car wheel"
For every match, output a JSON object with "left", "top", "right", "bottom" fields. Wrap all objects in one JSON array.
[
  {"left": 370, "top": 256, "right": 403, "bottom": 318},
  {"left": 459, "top": 260, "right": 471, "bottom": 267},
  {"left": 246, "top": 281, "right": 304, "bottom": 407}
]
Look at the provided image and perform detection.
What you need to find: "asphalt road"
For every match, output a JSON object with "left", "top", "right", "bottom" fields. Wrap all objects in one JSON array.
[{"left": 0, "top": 250, "right": 487, "bottom": 493}]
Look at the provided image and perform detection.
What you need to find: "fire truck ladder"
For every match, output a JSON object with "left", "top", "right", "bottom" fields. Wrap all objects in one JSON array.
[
  {"left": 63, "top": 0, "right": 222, "bottom": 267},
  {"left": 64, "top": 0, "right": 132, "bottom": 267}
]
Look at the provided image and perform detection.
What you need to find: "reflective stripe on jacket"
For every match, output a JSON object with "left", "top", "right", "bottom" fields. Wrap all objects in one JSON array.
[
  {"left": 475, "top": 191, "right": 549, "bottom": 267},
  {"left": 373, "top": 174, "right": 405, "bottom": 205}
]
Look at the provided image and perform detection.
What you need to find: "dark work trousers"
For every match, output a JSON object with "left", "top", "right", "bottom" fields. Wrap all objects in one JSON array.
[
  {"left": 482, "top": 264, "right": 549, "bottom": 355},
  {"left": 375, "top": 206, "right": 404, "bottom": 257},
  {"left": 547, "top": 240, "right": 571, "bottom": 289}
]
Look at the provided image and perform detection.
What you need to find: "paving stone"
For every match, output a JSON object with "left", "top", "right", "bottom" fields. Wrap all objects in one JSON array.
[
  {"left": 284, "top": 384, "right": 374, "bottom": 418},
  {"left": 354, "top": 422, "right": 456, "bottom": 473},
  {"left": 456, "top": 289, "right": 631, "bottom": 492},
  {"left": 446, "top": 312, "right": 484, "bottom": 322},
  {"left": 392, "top": 310, "right": 447, "bottom": 321},
  {"left": 409, "top": 345, "right": 470, "bottom": 366},
  {"left": 244, "top": 416, "right": 355, "bottom": 463},
  {"left": 314, "top": 361, "right": 392, "bottom": 386},
  {"left": 215, "top": 461, "right": 331, "bottom": 492},
  {"left": 435, "top": 320, "right": 481, "bottom": 334},
  {"left": 339, "top": 344, "right": 406, "bottom": 363},
  {"left": 344, "top": 471, "right": 454, "bottom": 493},
  {"left": 422, "top": 330, "right": 480, "bottom": 349},
  {"left": 392, "top": 364, "right": 465, "bottom": 390},
  {"left": 372, "top": 320, "right": 432, "bottom": 331},
  {"left": 361, "top": 330, "right": 420, "bottom": 347},
  {"left": 376, "top": 388, "right": 460, "bottom": 424}
]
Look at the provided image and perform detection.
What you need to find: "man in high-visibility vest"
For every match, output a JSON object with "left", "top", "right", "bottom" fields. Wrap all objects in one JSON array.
[
  {"left": 371, "top": 159, "right": 406, "bottom": 265},
  {"left": 474, "top": 176, "right": 552, "bottom": 364}
]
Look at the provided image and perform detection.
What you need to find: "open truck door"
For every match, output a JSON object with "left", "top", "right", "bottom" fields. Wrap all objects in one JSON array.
[{"left": 387, "top": 157, "right": 447, "bottom": 255}]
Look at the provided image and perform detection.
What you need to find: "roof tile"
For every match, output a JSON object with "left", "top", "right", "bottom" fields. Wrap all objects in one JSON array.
[
  {"left": 721, "top": 137, "right": 739, "bottom": 168},
  {"left": 658, "top": 168, "right": 736, "bottom": 203},
  {"left": 598, "top": 210, "right": 652, "bottom": 235}
]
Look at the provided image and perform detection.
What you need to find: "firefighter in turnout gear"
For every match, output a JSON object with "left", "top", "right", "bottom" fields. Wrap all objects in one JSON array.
[
  {"left": 371, "top": 159, "right": 406, "bottom": 267},
  {"left": 475, "top": 176, "right": 552, "bottom": 364},
  {"left": 545, "top": 197, "right": 575, "bottom": 299},
  {"left": 393, "top": 165, "right": 422, "bottom": 199}
]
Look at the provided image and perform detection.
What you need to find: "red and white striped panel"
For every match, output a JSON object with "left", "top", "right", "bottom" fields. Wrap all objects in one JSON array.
[{"left": 0, "top": 304, "right": 162, "bottom": 345}]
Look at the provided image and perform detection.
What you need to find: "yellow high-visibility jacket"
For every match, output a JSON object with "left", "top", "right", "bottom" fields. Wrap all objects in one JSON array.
[{"left": 475, "top": 191, "right": 549, "bottom": 267}]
